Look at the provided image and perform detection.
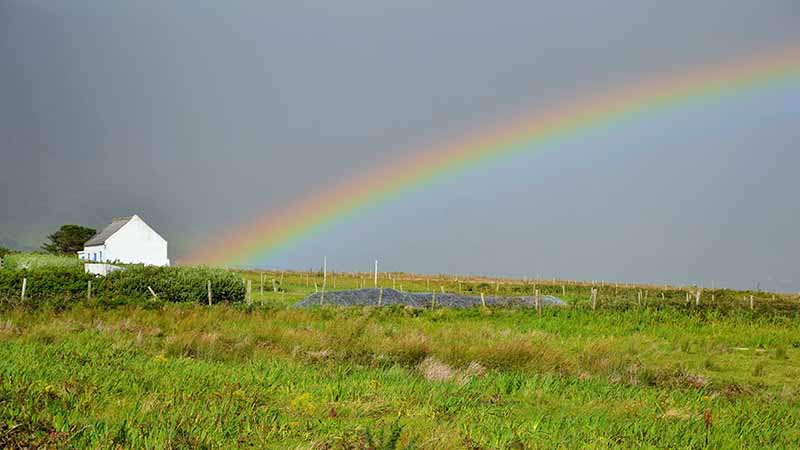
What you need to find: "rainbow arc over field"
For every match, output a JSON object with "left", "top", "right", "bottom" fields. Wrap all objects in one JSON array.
[{"left": 187, "top": 47, "right": 800, "bottom": 266}]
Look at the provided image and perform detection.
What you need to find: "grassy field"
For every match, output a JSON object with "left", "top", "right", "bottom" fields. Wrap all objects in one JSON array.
[
  {"left": 1, "top": 253, "right": 83, "bottom": 270},
  {"left": 1, "top": 270, "right": 799, "bottom": 448}
]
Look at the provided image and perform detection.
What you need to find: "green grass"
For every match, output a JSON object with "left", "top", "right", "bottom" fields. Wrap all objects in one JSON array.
[
  {"left": 2, "top": 253, "right": 83, "bottom": 270},
  {"left": 1, "top": 271, "right": 799, "bottom": 448}
]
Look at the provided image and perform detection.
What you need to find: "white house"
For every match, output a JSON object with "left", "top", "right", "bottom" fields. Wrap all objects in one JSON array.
[{"left": 78, "top": 215, "right": 170, "bottom": 267}]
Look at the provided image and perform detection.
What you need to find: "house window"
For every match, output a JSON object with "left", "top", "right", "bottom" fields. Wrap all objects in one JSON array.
[{"left": 93, "top": 253, "right": 97, "bottom": 262}]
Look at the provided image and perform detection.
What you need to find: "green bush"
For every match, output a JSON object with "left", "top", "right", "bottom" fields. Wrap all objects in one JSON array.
[
  {"left": 101, "top": 265, "right": 245, "bottom": 303},
  {"left": 0, "top": 264, "right": 244, "bottom": 305},
  {"left": 0, "top": 265, "right": 92, "bottom": 307}
]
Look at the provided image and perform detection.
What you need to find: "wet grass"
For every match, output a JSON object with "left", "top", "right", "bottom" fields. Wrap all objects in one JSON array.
[{"left": 0, "top": 271, "right": 799, "bottom": 448}]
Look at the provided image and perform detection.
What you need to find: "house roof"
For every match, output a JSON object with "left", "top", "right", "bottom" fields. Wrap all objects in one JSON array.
[{"left": 84, "top": 216, "right": 133, "bottom": 247}]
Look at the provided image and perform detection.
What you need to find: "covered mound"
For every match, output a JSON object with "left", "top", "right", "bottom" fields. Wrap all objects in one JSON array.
[{"left": 295, "top": 288, "right": 566, "bottom": 308}]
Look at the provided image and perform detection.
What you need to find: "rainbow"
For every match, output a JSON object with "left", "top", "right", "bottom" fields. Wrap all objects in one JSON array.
[{"left": 187, "top": 47, "right": 800, "bottom": 266}]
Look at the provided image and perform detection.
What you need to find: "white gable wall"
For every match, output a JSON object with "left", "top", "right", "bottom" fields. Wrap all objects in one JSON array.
[{"left": 104, "top": 215, "right": 170, "bottom": 266}]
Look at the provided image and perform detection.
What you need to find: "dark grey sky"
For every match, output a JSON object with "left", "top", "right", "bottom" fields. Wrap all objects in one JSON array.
[{"left": 2, "top": 1, "right": 798, "bottom": 291}]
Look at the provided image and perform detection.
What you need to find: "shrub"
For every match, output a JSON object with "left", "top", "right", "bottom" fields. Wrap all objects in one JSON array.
[
  {"left": 0, "top": 264, "right": 244, "bottom": 305},
  {"left": 100, "top": 265, "right": 245, "bottom": 303},
  {"left": 0, "top": 265, "right": 91, "bottom": 304}
]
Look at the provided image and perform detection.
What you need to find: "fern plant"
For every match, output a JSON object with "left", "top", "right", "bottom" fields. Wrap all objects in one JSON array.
[{"left": 363, "top": 419, "right": 418, "bottom": 450}]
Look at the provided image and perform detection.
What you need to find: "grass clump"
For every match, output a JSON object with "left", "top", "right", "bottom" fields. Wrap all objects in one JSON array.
[{"left": 364, "top": 419, "right": 418, "bottom": 450}]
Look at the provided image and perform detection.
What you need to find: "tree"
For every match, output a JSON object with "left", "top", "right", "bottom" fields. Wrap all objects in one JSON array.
[{"left": 41, "top": 225, "right": 96, "bottom": 255}]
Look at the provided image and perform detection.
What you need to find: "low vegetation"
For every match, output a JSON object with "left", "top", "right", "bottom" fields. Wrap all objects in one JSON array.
[
  {"left": 1, "top": 253, "right": 84, "bottom": 271},
  {"left": 0, "top": 255, "right": 245, "bottom": 305},
  {"left": 0, "top": 268, "right": 798, "bottom": 448}
]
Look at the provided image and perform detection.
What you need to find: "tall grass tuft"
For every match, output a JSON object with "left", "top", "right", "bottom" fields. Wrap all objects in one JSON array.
[{"left": 364, "top": 419, "right": 418, "bottom": 450}]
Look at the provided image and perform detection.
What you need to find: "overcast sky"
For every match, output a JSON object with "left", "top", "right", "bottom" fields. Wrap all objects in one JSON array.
[{"left": 2, "top": 1, "right": 798, "bottom": 291}]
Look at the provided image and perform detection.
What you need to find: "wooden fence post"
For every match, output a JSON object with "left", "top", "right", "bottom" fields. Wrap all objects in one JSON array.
[
  {"left": 431, "top": 291, "right": 436, "bottom": 309},
  {"left": 378, "top": 287, "right": 383, "bottom": 307},
  {"left": 322, "top": 256, "right": 327, "bottom": 287},
  {"left": 374, "top": 260, "right": 378, "bottom": 288},
  {"left": 535, "top": 289, "right": 541, "bottom": 315},
  {"left": 272, "top": 279, "right": 277, "bottom": 293},
  {"left": 562, "top": 285, "right": 566, "bottom": 296},
  {"left": 21, "top": 277, "right": 26, "bottom": 301},
  {"left": 260, "top": 273, "right": 264, "bottom": 296},
  {"left": 481, "top": 292, "right": 486, "bottom": 308},
  {"left": 750, "top": 295, "right": 754, "bottom": 310},
  {"left": 695, "top": 289, "right": 701, "bottom": 307},
  {"left": 148, "top": 286, "right": 158, "bottom": 299},
  {"left": 207, "top": 280, "right": 212, "bottom": 306},
  {"left": 87, "top": 280, "right": 92, "bottom": 300},
  {"left": 638, "top": 290, "right": 642, "bottom": 307},
  {"left": 591, "top": 288, "right": 597, "bottom": 311},
  {"left": 247, "top": 280, "right": 252, "bottom": 306}
]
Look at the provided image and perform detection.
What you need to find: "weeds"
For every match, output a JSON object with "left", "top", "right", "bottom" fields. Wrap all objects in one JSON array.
[{"left": 364, "top": 419, "right": 417, "bottom": 450}]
